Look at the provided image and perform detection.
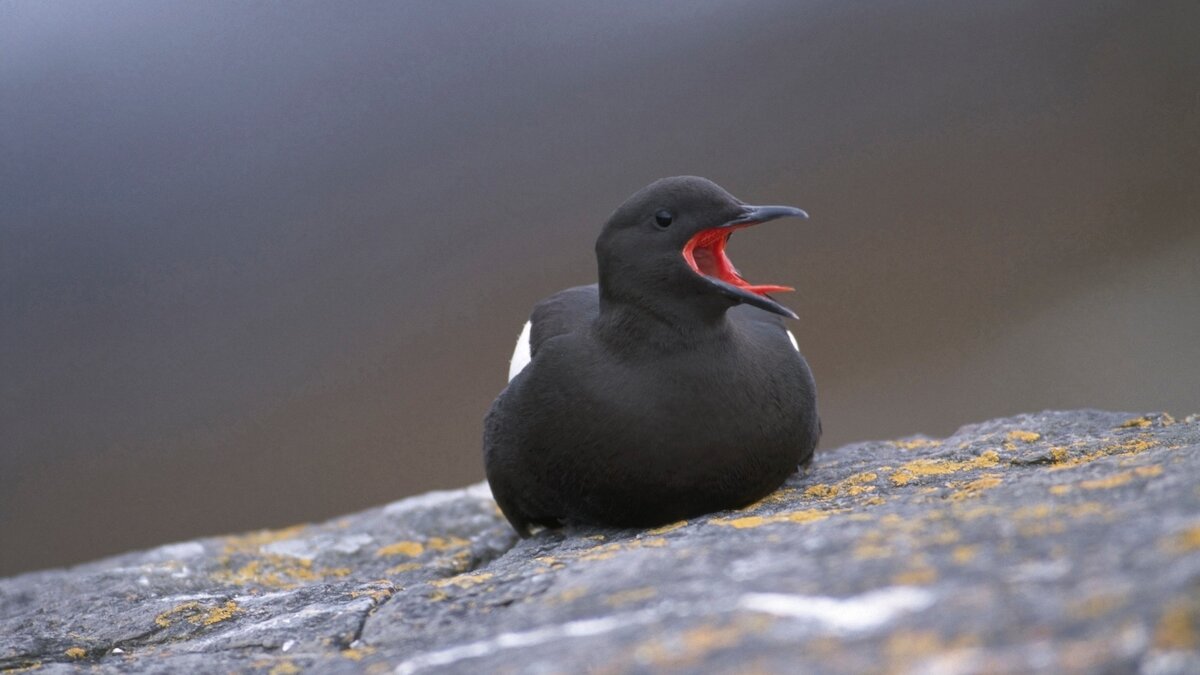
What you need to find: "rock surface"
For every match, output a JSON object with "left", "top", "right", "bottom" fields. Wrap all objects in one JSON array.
[{"left": 3, "top": 410, "right": 1199, "bottom": 674}]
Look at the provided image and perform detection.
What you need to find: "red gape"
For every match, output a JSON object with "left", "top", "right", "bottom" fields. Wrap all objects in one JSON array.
[{"left": 681, "top": 226, "right": 793, "bottom": 295}]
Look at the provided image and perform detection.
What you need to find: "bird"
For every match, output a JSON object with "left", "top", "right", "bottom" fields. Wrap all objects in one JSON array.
[{"left": 483, "top": 176, "right": 820, "bottom": 536}]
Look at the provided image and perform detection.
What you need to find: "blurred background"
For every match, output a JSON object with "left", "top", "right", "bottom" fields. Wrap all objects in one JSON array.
[{"left": 2, "top": 1, "right": 1197, "bottom": 577}]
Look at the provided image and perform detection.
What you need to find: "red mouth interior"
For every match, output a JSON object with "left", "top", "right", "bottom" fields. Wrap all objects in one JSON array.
[{"left": 682, "top": 225, "right": 793, "bottom": 295}]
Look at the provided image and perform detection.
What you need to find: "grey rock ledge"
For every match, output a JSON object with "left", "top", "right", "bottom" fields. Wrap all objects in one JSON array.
[{"left": 3, "top": 410, "right": 1200, "bottom": 674}]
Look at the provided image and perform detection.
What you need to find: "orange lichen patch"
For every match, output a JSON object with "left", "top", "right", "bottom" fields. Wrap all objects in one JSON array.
[
  {"left": 1079, "top": 472, "right": 1134, "bottom": 490},
  {"left": 1011, "top": 501, "right": 1110, "bottom": 537},
  {"left": 602, "top": 587, "right": 658, "bottom": 607},
  {"left": 631, "top": 619, "right": 763, "bottom": 670},
  {"left": 1067, "top": 591, "right": 1128, "bottom": 620},
  {"left": 854, "top": 543, "right": 894, "bottom": 560},
  {"left": 155, "top": 601, "right": 202, "bottom": 628},
  {"left": 155, "top": 600, "right": 239, "bottom": 628},
  {"left": 341, "top": 646, "right": 376, "bottom": 661},
  {"left": 575, "top": 536, "right": 669, "bottom": 562},
  {"left": 429, "top": 572, "right": 493, "bottom": 589},
  {"left": 893, "top": 438, "right": 940, "bottom": 450},
  {"left": 211, "top": 556, "right": 350, "bottom": 589},
  {"left": 1048, "top": 435, "right": 1157, "bottom": 471},
  {"left": 951, "top": 545, "right": 977, "bottom": 564},
  {"left": 952, "top": 504, "right": 1001, "bottom": 521},
  {"left": 1135, "top": 464, "right": 1164, "bottom": 478},
  {"left": 1119, "top": 416, "right": 1153, "bottom": 428},
  {"left": 737, "top": 487, "right": 800, "bottom": 513},
  {"left": 884, "top": 630, "right": 944, "bottom": 664},
  {"left": 549, "top": 586, "right": 589, "bottom": 604},
  {"left": 708, "top": 509, "right": 831, "bottom": 529},
  {"left": 584, "top": 534, "right": 607, "bottom": 542},
  {"left": 349, "top": 582, "right": 396, "bottom": 603},
  {"left": 892, "top": 565, "right": 937, "bottom": 585},
  {"left": 863, "top": 496, "right": 887, "bottom": 506},
  {"left": 1006, "top": 430, "right": 1042, "bottom": 443},
  {"left": 199, "top": 601, "right": 239, "bottom": 626},
  {"left": 803, "top": 484, "right": 839, "bottom": 499},
  {"left": 1162, "top": 525, "right": 1200, "bottom": 553},
  {"left": 804, "top": 471, "right": 881, "bottom": 501},
  {"left": 376, "top": 541, "right": 425, "bottom": 558},
  {"left": 948, "top": 474, "right": 1003, "bottom": 500},
  {"left": 64, "top": 647, "right": 87, "bottom": 660},
  {"left": 222, "top": 524, "right": 307, "bottom": 554},
  {"left": 1154, "top": 600, "right": 1198, "bottom": 650},
  {"left": 427, "top": 536, "right": 470, "bottom": 551},
  {"left": 385, "top": 562, "right": 422, "bottom": 575},
  {"left": 268, "top": 661, "right": 301, "bottom": 675},
  {"left": 647, "top": 520, "right": 688, "bottom": 535},
  {"left": 890, "top": 451, "right": 1001, "bottom": 487},
  {"left": 1049, "top": 484, "right": 1073, "bottom": 496}
]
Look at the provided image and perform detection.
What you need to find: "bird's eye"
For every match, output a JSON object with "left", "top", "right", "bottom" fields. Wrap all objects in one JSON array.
[{"left": 654, "top": 209, "right": 673, "bottom": 228}]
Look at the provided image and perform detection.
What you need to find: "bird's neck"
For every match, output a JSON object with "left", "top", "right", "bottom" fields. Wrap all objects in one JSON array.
[{"left": 593, "top": 292, "right": 733, "bottom": 356}]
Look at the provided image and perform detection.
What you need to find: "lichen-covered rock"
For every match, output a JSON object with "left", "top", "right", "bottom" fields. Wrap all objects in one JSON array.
[{"left": 3, "top": 411, "right": 1199, "bottom": 674}]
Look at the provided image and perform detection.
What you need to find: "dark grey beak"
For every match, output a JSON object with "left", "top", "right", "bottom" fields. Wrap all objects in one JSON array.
[{"left": 726, "top": 204, "right": 809, "bottom": 226}]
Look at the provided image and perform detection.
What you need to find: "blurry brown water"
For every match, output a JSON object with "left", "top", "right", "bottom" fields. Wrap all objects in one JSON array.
[{"left": 2, "top": 1, "right": 1198, "bottom": 576}]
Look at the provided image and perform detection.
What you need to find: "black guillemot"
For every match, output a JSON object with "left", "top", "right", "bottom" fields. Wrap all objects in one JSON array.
[{"left": 483, "top": 176, "right": 820, "bottom": 536}]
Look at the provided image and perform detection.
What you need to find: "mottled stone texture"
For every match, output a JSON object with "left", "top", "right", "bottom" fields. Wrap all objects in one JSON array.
[{"left": 3, "top": 410, "right": 1200, "bottom": 674}]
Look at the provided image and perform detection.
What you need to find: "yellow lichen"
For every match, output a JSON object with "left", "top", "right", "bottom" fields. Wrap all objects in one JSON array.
[
  {"left": 385, "top": 562, "right": 422, "bottom": 575},
  {"left": 1163, "top": 525, "right": 1200, "bottom": 553},
  {"left": 268, "top": 661, "right": 301, "bottom": 675},
  {"left": 549, "top": 586, "right": 589, "bottom": 604},
  {"left": 889, "top": 451, "right": 1000, "bottom": 486},
  {"left": 894, "top": 438, "right": 940, "bottom": 450},
  {"left": 603, "top": 587, "right": 658, "bottom": 606},
  {"left": 1067, "top": 591, "right": 1128, "bottom": 620},
  {"left": 211, "top": 555, "right": 349, "bottom": 589},
  {"left": 429, "top": 572, "right": 494, "bottom": 589},
  {"left": 736, "top": 487, "right": 799, "bottom": 512},
  {"left": 426, "top": 536, "right": 470, "bottom": 551},
  {"left": 892, "top": 566, "right": 937, "bottom": 585},
  {"left": 1048, "top": 484, "right": 1072, "bottom": 496},
  {"left": 1119, "top": 416, "right": 1153, "bottom": 428},
  {"left": 1079, "top": 472, "right": 1134, "bottom": 490},
  {"left": 1154, "top": 601, "right": 1198, "bottom": 650},
  {"left": 64, "top": 647, "right": 86, "bottom": 660},
  {"left": 1007, "top": 430, "right": 1041, "bottom": 443},
  {"left": 803, "top": 484, "right": 840, "bottom": 499},
  {"left": 951, "top": 546, "right": 977, "bottom": 564},
  {"left": 349, "top": 583, "right": 396, "bottom": 603},
  {"left": 341, "top": 646, "right": 376, "bottom": 661},
  {"left": 1135, "top": 464, "right": 1164, "bottom": 478},
  {"left": 1049, "top": 436, "right": 1157, "bottom": 471},
  {"left": 376, "top": 541, "right": 425, "bottom": 558},
  {"left": 222, "top": 524, "right": 307, "bottom": 554},
  {"left": 853, "top": 543, "right": 893, "bottom": 560},
  {"left": 199, "top": 601, "right": 239, "bottom": 626},
  {"left": 155, "top": 601, "right": 201, "bottom": 628},
  {"left": 948, "top": 474, "right": 1003, "bottom": 500},
  {"left": 646, "top": 521, "right": 688, "bottom": 535},
  {"left": 708, "top": 509, "right": 830, "bottom": 529}
]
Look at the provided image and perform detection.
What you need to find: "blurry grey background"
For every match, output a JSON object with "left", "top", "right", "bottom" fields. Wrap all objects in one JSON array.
[{"left": 2, "top": 1, "right": 1197, "bottom": 576}]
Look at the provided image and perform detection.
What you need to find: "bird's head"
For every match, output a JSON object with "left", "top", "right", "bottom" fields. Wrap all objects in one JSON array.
[{"left": 595, "top": 176, "right": 808, "bottom": 320}]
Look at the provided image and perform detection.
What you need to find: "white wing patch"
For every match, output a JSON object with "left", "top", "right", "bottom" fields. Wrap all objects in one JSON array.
[
  {"left": 787, "top": 330, "right": 800, "bottom": 352},
  {"left": 508, "top": 320, "right": 532, "bottom": 382}
]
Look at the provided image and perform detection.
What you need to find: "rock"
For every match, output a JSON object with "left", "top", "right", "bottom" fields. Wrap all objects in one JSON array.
[{"left": 2, "top": 410, "right": 1199, "bottom": 674}]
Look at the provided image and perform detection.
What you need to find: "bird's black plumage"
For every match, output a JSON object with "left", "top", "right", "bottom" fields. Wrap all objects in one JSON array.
[{"left": 484, "top": 176, "right": 820, "bottom": 536}]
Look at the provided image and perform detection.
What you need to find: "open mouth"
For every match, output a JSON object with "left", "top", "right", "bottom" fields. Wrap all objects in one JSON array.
[{"left": 682, "top": 225, "right": 794, "bottom": 296}]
